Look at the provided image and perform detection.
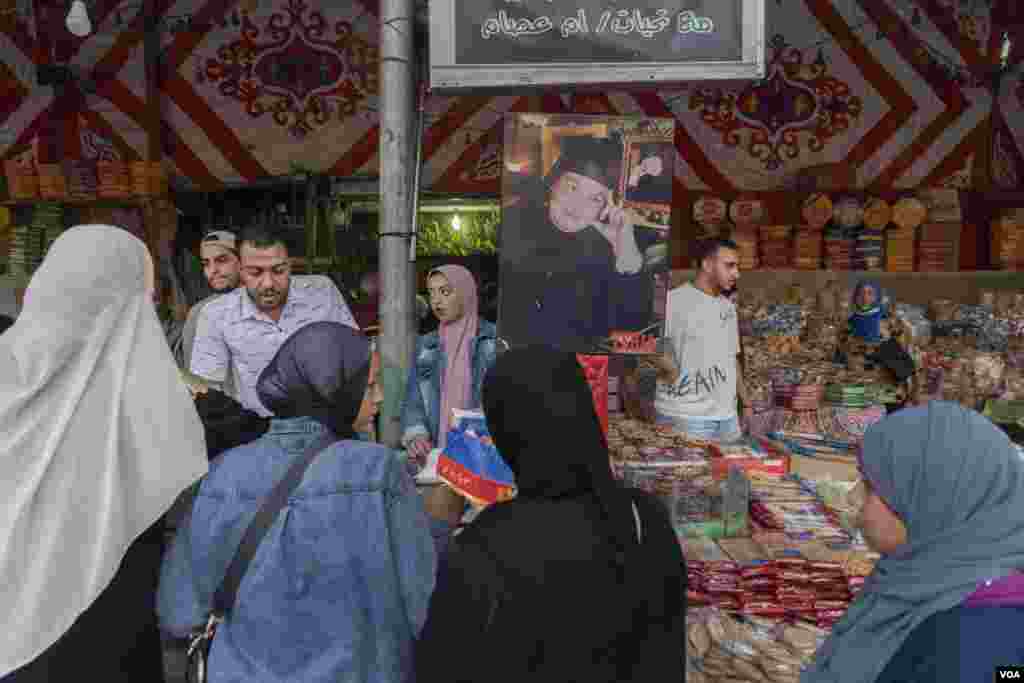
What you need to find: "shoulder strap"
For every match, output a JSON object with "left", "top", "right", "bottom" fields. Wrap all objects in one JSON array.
[{"left": 212, "top": 431, "right": 336, "bottom": 616}]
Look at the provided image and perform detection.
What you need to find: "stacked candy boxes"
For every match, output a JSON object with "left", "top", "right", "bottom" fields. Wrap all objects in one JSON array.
[
  {"left": 687, "top": 558, "right": 863, "bottom": 630},
  {"left": 708, "top": 441, "right": 789, "bottom": 480},
  {"left": 748, "top": 478, "right": 854, "bottom": 545}
]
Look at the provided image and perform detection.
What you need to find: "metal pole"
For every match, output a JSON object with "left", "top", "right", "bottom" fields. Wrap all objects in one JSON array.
[
  {"left": 409, "top": 92, "right": 426, "bottom": 262},
  {"left": 377, "top": 0, "right": 416, "bottom": 447}
]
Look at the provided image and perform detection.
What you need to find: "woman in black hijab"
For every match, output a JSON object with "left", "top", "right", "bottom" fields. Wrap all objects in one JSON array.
[{"left": 416, "top": 347, "right": 685, "bottom": 683}]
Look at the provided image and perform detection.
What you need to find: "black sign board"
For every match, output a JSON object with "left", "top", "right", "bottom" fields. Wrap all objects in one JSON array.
[
  {"left": 430, "top": 0, "right": 764, "bottom": 89},
  {"left": 457, "top": 0, "right": 741, "bottom": 64}
]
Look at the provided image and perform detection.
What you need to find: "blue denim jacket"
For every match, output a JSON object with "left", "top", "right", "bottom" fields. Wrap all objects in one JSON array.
[
  {"left": 157, "top": 417, "right": 437, "bottom": 683},
  {"left": 400, "top": 320, "right": 498, "bottom": 447}
]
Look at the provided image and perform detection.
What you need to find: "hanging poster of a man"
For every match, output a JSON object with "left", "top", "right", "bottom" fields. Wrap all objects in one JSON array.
[{"left": 498, "top": 113, "right": 673, "bottom": 352}]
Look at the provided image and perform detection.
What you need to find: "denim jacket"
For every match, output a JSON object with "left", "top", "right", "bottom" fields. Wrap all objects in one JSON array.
[
  {"left": 157, "top": 417, "right": 437, "bottom": 683},
  {"left": 400, "top": 320, "right": 498, "bottom": 447}
]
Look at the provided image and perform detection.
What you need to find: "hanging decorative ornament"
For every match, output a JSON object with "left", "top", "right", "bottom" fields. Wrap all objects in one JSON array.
[{"left": 66, "top": 0, "right": 92, "bottom": 37}]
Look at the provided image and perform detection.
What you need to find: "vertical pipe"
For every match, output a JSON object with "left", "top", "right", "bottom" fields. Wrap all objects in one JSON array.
[{"left": 377, "top": 0, "right": 416, "bottom": 447}]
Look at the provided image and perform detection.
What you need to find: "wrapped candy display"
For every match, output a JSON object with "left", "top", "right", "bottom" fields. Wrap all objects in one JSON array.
[
  {"left": 615, "top": 262, "right": 1024, "bottom": 676},
  {"left": 686, "top": 607, "right": 829, "bottom": 683},
  {"left": 892, "top": 304, "right": 931, "bottom": 345},
  {"left": 750, "top": 304, "right": 806, "bottom": 337}
]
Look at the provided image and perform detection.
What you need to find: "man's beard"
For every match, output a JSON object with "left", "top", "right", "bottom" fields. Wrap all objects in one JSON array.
[{"left": 247, "top": 285, "right": 287, "bottom": 311}]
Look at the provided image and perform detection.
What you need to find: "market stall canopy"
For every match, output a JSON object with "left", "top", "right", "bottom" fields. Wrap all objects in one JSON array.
[{"left": 0, "top": 0, "right": 1021, "bottom": 192}]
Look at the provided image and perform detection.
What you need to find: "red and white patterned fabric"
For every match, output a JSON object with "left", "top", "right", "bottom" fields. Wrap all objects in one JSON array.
[{"left": 0, "top": 0, "right": 1020, "bottom": 193}]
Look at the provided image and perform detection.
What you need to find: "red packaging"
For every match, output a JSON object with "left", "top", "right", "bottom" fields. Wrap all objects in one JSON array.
[
  {"left": 687, "top": 589, "right": 711, "bottom": 604},
  {"left": 780, "top": 599, "right": 816, "bottom": 612},
  {"left": 811, "top": 575, "right": 848, "bottom": 587},
  {"left": 774, "top": 558, "right": 809, "bottom": 570},
  {"left": 817, "top": 608, "right": 847, "bottom": 620},
  {"left": 711, "top": 455, "right": 789, "bottom": 480},
  {"left": 808, "top": 561, "right": 844, "bottom": 573},
  {"left": 704, "top": 573, "right": 737, "bottom": 585},
  {"left": 778, "top": 584, "right": 817, "bottom": 596},
  {"left": 741, "top": 578, "right": 778, "bottom": 592},
  {"left": 814, "top": 600, "right": 851, "bottom": 611},
  {"left": 707, "top": 586, "right": 745, "bottom": 597},
  {"left": 577, "top": 355, "right": 609, "bottom": 436},
  {"left": 708, "top": 561, "right": 742, "bottom": 573},
  {"left": 780, "top": 571, "right": 812, "bottom": 583},
  {"left": 741, "top": 565, "right": 779, "bottom": 579},
  {"left": 716, "top": 595, "right": 743, "bottom": 610},
  {"left": 741, "top": 603, "right": 788, "bottom": 618}
]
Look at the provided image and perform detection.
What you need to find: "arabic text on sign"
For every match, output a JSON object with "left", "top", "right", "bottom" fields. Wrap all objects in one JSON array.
[
  {"left": 481, "top": 10, "right": 555, "bottom": 39},
  {"left": 560, "top": 8, "right": 589, "bottom": 37},
  {"left": 481, "top": 8, "right": 716, "bottom": 40},
  {"left": 594, "top": 9, "right": 671, "bottom": 38},
  {"left": 677, "top": 10, "right": 714, "bottom": 34}
]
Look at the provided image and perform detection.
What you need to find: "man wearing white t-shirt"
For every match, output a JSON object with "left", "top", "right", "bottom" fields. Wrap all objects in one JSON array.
[{"left": 651, "top": 238, "right": 748, "bottom": 441}]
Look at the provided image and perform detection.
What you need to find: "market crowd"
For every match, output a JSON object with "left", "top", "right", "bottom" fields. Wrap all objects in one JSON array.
[{"left": 1, "top": 223, "right": 1022, "bottom": 683}]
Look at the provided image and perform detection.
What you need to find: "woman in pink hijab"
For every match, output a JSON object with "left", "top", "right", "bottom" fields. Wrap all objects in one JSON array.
[{"left": 401, "top": 266, "right": 499, "bottom": 534}]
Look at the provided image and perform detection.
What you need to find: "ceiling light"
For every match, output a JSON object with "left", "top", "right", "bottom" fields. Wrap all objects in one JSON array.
[
  {"left": 451, "top": 216, "right": 462, "bottom": 232},
  {"left": 66, "top": 0, "right": 92, "bottom": 37}
]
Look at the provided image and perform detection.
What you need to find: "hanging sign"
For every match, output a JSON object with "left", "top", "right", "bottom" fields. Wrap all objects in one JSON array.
[{"left": 429, "top": 0, "right": 765, "bottom": 89}]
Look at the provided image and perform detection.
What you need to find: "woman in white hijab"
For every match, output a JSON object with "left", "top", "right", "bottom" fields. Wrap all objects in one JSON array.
[{"left": 0, "top": 225, "right": 208, "bottom": 681}]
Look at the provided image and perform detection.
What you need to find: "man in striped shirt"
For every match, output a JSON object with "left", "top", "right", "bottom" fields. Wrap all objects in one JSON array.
[{"left": 190, "top": 224, "right": 360, "bottom": 416}]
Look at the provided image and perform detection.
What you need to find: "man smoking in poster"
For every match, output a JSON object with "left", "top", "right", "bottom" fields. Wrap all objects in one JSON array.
[{"left": 499, "top": 133, "right": 656, "bottom": 350}]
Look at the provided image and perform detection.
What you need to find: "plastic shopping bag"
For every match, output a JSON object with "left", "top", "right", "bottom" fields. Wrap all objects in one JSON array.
[{"left": 436, "top": 409, "right": 516, "bottom": 508}]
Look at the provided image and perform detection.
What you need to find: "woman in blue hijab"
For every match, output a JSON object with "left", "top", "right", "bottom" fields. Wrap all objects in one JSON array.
[
  {"left": 158, "top": 322, "right": 437, "bottom": 683},
  {"left": 802, "top": 402, "right": 1024, "bottom": 683}
]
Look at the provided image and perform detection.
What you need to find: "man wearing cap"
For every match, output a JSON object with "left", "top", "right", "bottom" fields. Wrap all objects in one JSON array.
[
  {"left": 189, "top": 223, "right": 360, "bottom": 417},
  {"left": 498, "top": 133, "right": 655, "bottom": 350},
  {"left": 179, "top": 230, "right": 244, "bottom": 395}
]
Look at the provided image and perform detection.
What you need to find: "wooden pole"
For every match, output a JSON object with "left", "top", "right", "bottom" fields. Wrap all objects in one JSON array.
[{"left": 377, "top": 0, "right": 416, "bottom": 447}]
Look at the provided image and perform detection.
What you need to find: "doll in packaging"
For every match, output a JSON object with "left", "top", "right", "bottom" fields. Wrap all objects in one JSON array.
[{"left": 848, "top": 279, "right": 886, "bottom": 343}]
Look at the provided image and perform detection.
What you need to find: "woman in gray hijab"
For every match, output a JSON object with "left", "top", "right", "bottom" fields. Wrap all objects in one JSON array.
[{"left": 802, "top": 401, "right": 1024, "bottom": 683}]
